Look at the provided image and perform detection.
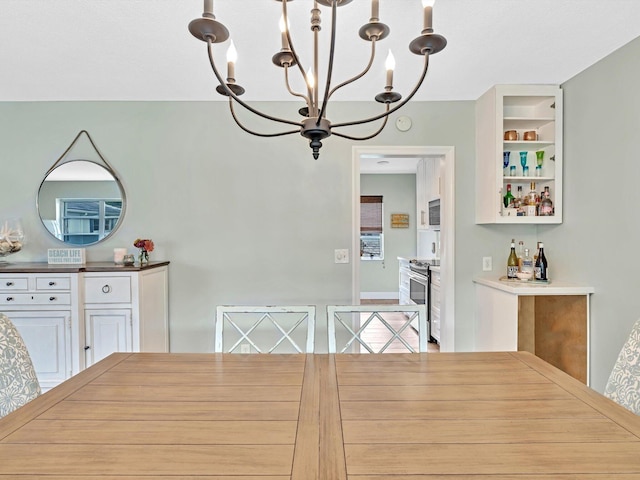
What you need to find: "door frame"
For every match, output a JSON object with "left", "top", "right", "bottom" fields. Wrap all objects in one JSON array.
[{"left": 352, "top": 145, "right": 456, "bottom": 351}]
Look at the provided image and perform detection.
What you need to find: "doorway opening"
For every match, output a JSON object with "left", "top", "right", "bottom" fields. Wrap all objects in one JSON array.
[{"left": 352, "top": 146, "right": 455, "bottom": 352}]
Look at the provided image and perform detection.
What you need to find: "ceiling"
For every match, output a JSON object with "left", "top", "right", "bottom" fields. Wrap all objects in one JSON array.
[{"left": 2, "top": 0, "right": 640, "bottom": 103}]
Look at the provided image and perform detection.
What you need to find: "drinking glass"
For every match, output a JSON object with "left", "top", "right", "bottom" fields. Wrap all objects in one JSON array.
[
  {"left": 503, "top": 152, "right": 510, "bottom": 175},
  {"left": 519, "top": 152, "right": 528, "bottom": 176}
]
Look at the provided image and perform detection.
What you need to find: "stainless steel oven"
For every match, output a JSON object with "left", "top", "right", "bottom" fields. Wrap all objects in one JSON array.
[
  {"left": 409, "top": 259, "right": 440, "bottom": 344},
  {"left": 409, "top": 271, "right": 429, "bottom": 306}
]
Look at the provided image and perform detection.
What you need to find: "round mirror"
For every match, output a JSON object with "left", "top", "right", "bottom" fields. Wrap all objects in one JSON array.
[{"left": 37, "top": 160, "right": 126, "bottom": 246}]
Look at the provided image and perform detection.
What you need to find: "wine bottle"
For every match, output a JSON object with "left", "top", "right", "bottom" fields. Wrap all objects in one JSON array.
[
  {"left": 503, "top": 184, "right": 515, "bottom": 209},
  {"left": 507, "top": 239, "right": 518, "bottom": 279},
  {"left": 534, "top": 242, "right": 548, "bottom": 280},
  {"left": 539, "top": 186, "right": 553, "bottom": 216}
]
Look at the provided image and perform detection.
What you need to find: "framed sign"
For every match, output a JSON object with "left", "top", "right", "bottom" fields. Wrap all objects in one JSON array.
[
  {"left": 47, "top": 248, "right": 86, "bottom": 264},
  {"left": 391, "top": 213, "right": 409, "bottom": 228}
]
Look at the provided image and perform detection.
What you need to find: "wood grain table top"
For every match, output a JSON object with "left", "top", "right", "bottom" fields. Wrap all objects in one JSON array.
[{"left": 1, "top": 351, "right": 640, "bottom": 479}]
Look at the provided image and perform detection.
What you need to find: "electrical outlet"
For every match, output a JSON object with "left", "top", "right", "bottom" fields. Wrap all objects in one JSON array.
[
  {"left": 334, "top": 249, "right": 349, "bottom": 264},
  {"left": 482, "top": 256, "right": 492, "bottom": 271},
  {"left": 240, "top": 344, "right": 251, "bottom": 354}
]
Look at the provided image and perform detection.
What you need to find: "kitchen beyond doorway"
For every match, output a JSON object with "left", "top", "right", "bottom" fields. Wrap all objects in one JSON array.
[{"left": 359, "top": 299, "right": 439, "bottom": 353}]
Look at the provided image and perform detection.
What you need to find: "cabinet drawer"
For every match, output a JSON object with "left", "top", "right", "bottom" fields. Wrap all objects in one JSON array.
[
  {"left": 84, "top": 276, "right": 132, "bottom": 304},
  {"left": 0, "top": 293, "right": 71, "bottom": 306},
  {"left": 36, "top": 277, "right": 71, "bottom": 291},
  {"left": 0, "top": 277, "right": 29, "bottom": 291}
]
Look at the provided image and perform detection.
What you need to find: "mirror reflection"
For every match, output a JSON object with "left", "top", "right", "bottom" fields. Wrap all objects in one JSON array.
[{"left": 37, "top": 160, "right": 125, "bottom": 246}]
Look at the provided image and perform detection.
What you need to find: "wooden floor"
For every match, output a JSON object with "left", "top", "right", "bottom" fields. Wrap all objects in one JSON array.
[{"left": 359, "top": 300, "right": 439, "bottom": 353}]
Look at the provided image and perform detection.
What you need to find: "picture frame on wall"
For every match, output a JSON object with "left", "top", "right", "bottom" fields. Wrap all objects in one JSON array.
[{"left": 390, "top": 213, "right": 409, "bottom": 228}]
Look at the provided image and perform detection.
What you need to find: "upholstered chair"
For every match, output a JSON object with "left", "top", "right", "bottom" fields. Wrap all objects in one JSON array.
[
  {"left": 0, "top": 313, "right": 41, "bottom": 417},
  {"left": 604, "top": 317, "right": 640, "bottom": 415}
]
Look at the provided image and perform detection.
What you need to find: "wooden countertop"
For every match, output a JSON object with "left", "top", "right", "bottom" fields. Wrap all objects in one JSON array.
[
  {"left": 0, "top": 260, "right": 169, "bottom": 273},
  {"left": 1, "top": 352, "right": 639, "bottom": 477}
]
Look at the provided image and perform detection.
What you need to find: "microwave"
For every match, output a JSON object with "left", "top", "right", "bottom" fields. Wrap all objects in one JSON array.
[{"left": 428, "top": 199, "right": 440, "bottom": 229}]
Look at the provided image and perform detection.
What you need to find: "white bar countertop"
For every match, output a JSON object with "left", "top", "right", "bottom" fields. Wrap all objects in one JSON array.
[{"left": 473, "top": 276, "right": 594, "bottom": 296}]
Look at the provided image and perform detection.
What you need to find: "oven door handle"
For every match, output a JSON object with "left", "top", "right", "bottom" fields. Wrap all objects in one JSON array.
[{"left": 408, "top": 272, "right": 429, "bottom": 284}]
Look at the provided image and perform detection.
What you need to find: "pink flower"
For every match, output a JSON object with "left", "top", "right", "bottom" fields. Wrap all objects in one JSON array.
[{"left": 133, "top": 238, "right": 154, "bottom": 252}]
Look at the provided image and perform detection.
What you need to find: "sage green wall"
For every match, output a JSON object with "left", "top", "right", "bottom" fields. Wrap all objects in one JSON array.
[
  {"left": 360, "top": 173, "right": 416, "bottom": 296},
  {"left": 0, "top": 30, "right": 629, "bottom": 381},
  {"left": 542, "top": 35, "right": 640, "bottom": 391},
  {"left": 0, "top": 100, "right": 480, "bottom": 353}
]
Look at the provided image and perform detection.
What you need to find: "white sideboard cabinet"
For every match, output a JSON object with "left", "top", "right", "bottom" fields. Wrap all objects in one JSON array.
[
  {"left": 0, "top": 261, "right": 169, "bottom": 390},
  {"left": 476, "top": 84, "right": 563, "bottom": 224},
  {"left": 473, "top": 277, "right": 593, "bottom": 384}
]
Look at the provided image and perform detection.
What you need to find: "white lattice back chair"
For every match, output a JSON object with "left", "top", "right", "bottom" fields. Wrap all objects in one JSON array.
[
  {"left": 215, "top": 306, "right": 316, "bottom": 353},
  {"left": 605, "top": 317, "right": 640, "bottom": 415},
  {"left": 0, "top": 313, "right": 41, "bottom": 417},
  {"left": 327, "top": 304, "right": 428, "bottom": 354}
]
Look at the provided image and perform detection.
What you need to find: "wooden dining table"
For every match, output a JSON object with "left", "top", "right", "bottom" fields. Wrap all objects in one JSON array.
[{"left": 2, "top": 351, "right": 640, "bottom": 478}]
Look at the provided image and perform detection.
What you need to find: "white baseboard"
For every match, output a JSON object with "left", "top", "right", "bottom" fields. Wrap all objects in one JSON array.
[{"left": 360, "top": 291, "right": 399, "bottom": 300}]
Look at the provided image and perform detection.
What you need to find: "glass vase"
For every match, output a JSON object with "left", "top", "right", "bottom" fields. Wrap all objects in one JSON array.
[
  {"left": 139, "top": 249, "right": 149, "bottom": 265},
  {"left": 0, "top": 218, "right": 25, "bottom": 263}
]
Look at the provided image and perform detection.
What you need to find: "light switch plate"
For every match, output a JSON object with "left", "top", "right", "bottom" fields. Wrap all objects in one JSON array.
[{"left": 335, "top": 249, "right": 349, "bottom": 264}]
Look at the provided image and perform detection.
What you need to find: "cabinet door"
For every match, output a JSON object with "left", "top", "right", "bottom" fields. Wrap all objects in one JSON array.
[
  {"left": 85, "top": 309, "right": 132, "bottom": 367},
  {"left": 10, "top": 311, "right": 72, "bottom": 390}
]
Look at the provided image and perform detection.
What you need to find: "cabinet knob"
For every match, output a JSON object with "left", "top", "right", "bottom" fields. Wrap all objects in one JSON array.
[
  {"left": 49, "top": 281, "right": 56, "bottom": 286},
  {"left": 102, "top": 285, "right": 112, "bottom": 294},
  {"left": 6, "top": 297, "right": 13, "bottom": 301},
  {"left": 6, "top": 282, "right": 13, "bottom": 286},
  {"left": 84, "top": 346, "right": 91, "bottom": 351},
  {"left": 49, "top": 296, "right": 57, "bottom": 302}
]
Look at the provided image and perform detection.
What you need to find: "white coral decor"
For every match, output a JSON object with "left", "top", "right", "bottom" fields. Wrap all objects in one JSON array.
[{"left": 0, "top": 220, "right": 24, "bottom": 256}]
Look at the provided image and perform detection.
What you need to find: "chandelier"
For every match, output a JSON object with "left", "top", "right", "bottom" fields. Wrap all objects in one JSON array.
[{"left": 188, "top": 0, "right": 446, "bottom": 159}]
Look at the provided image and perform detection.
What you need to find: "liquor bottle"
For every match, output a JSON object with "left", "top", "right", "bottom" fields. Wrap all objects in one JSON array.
[
  {"left": 517, "top": 240, "right": 524, "bottom": 271},
  {"left": 507, "top": 239, "right": 518, "bottom": 279},
  {"left": 503, "top": 184, "right": 515, "bottom": 208},
  {"left": 515, "top": 186, "right": 524, "bottom": 215},
  {"left": 526, "top": 182, "right": 537, "bottom": 216},
  {"left": 522, "top": 248, "right": 534, "bottom": 276},
  {"left": 539, "top": 186, "right": 553, "bottom": 216},
  {"left": 534, "top": 242, "right": 548, "bottom": 280}
]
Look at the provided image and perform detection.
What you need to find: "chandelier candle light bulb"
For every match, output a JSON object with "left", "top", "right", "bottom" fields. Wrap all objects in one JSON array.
[
  {"left": 226, "top": 40, "right": 237, "bottom": 82},
  {"left": 385, "top": 50, "right": 395, "bottom": 89},
  {"left": 422, "top": 0, "right": 435, "bottom": 31},
  {"left": 371, "top": 0, "right": 379, "bottom": 20},
  {"left": 306, "top": 68, "right": 315, "bottom": 90},
  {"left": 279, "top": 16, "right": 289, "bottom": 49}
]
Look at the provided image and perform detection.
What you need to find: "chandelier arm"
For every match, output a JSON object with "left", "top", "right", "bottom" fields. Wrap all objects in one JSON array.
[
  {"left": 284, "top": 66, "right": 310, "bottom": 103},
  {"left": 228, "top": 101, "right": 300, "bottom": 138},
  {"left": 206, "top": 38, "right": 301, "bottom": 127},
  {"left": 316, "top": 0, "right": 338, "bottom": 124},
  {"left": 282, "top": 0, "right": 314, "bottom": 105},
  {"left": 331, "top": 106, "right": 390, "bottom": 141},
  {"left": 327, "top": 37, "right": 377, "bottom": 101},
  {"left": 332, "top": 54, "right": 430, "bottom": 129}
]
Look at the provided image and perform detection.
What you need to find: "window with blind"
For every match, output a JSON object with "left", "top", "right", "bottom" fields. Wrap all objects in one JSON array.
[{"left": 360, "top": 195, "right": 383, "bottom": 260}]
